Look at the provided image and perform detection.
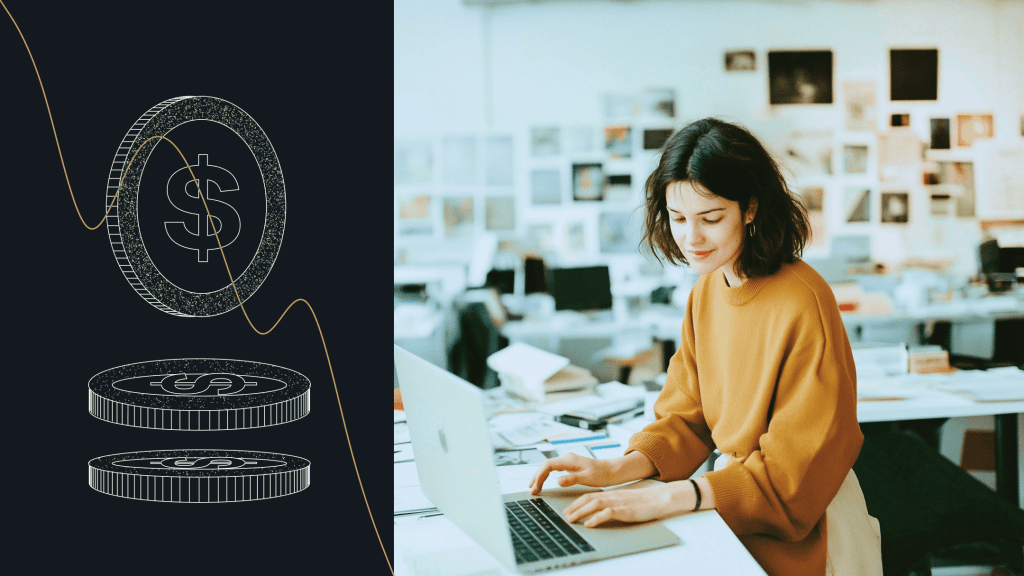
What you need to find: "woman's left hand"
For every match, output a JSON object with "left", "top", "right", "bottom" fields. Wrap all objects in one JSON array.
[{"left": 562, "top": 483, "right": 681, "bottom": 528}]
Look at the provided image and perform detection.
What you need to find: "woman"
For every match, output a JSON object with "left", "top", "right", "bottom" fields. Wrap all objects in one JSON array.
[{"left": 529, "top": 118, "right": 881, "bottom": 576}]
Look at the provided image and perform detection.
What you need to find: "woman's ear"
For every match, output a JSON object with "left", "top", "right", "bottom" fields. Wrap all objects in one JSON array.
[{"left": 745, "top": 198, "right": 758, "bottom": 225}]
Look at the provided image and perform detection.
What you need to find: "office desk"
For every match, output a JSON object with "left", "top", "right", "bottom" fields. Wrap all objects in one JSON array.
[
  {"left": 395, "top": 505, "right": 766, "bottom": 576},
  {"left": 856, "top": 377, "right": 1024, "bottom": 509},
  {"left": 394, "top": 392, "right": 768, "bottom": 576}
]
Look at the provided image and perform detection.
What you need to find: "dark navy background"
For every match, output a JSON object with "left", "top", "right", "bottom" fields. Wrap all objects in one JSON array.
[{"left": 2, "top": 2, "right": 386, "bottom": 571}]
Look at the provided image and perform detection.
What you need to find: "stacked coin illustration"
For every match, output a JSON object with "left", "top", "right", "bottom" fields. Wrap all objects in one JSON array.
[
  {"left": 90, "top": 96, "right": 308, "bottom": 502},
  {"left": 89, "top": 450, "right": 310, "bottom": 503},
  {"left": 88, "top": 359, "right": 310, "bottom": 430}
]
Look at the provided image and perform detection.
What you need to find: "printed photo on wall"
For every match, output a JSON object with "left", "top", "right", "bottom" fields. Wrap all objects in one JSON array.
[
  {"left": 799, "top": 186, "right": 827, "bottom": 247},
  {"left": 929, "top": 118, "right": 951, "bottom": 150},
  {"left": 880, "top": 192, "right": 909, "bottom": 223},
  {"left": 485, "top": 196, "right": 515, "bottom": 231},
  {"left": 443, "top": 197, "right": 474, "bottom": 237},
  {"left": 725, "top": 50, "right": 756, "bottom": 72},
  {"left": 768, "top": 50, "right": 833, "bottom": 104},
  {"left": 602, "top": 92, "right": 639, "bottom": 118},
  {"left": 398, "top": 194, "right": 433, "bottom": 235},
  {"left": 566, "top": 221, "right": 587, "bottom": 253},
  {"left": 891, "top": 113, "right": 911, "bottom": 127},
  {"left": 531, "top": 127, "right": 560, "bottom": 158},
  {"left": 842, "top": 81, "right": 876, "bottom": 131},
  {"left": 643, "top": 128, "right": 674, "bottom": 150},
  {"left": 531, "top": 168, "right": 562, "bottom": 205},
  {"left": 394, "top": 140, "right": 433, "bottom": 185},
  {"left": 843, "top": 145, "right": 869, "bottom": 174},
  {"left": 527, "top": 224, "right": 556, "bottom": 253},
  {"left": 782, "top": 130, "right": 833, "bottom": 177},
  {"left": 567, "top": 126, "right": 594, "bottom": 153},
  {"left": 604, "top": 174, "right": 633, "bottom": 203},
  {"left": 442, "top": 135, "right": 476, "bottom": 185},
  {"left": 890, "top": 49, "right": 938, "bottom": 101},
  {"left": 485, "top": 135, "right": 515, "bottom": 186},
  {"left": 929, "top": 193, "right": 953, "bottom": 218},
  {"left": 572, "top": 163, "right": 604, "bottom": 201},
  {"left": 877, "top": 130, "right": 924, "bottom": 183},
  {"left": 844, "top": 187, "right": 871, "bottom": 223},
  {"left": 642, "top": 88, "right": 675, "bottom": 118},
  {"left": 599, "top": 211, "right": 642, "bottom": 254},
  {"left": 956, "top": 114, "right": 994, "bottom": 147},
  {"left": 604, "top": 126, "right": 632, "bottom": 159},
  {"left": 935, "top": 161, "right": 975, "bottom": 217}
]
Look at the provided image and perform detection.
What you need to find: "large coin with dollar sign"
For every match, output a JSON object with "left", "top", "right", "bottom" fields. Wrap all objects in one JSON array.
[{"left": 106, "top": 96, "right": 285, "bottom": 317}]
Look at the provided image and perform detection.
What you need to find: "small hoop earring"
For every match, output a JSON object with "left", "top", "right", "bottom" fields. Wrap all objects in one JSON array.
[{"left": 748, "top": 223, "right": 756, "bottom": 237}]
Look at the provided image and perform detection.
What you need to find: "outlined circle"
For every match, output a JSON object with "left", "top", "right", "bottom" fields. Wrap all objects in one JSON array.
[
  {"left": 88, "top": 359, "right": 310, "bottom": 431},
  {"left": 89, "top": 449, "right": 310, "bottom": 503},
  {"left": 106, "top": 96, "right": 286, "bottom": 317}
]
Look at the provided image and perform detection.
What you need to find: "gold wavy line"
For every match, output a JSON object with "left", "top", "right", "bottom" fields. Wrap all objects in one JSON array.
[{"left": 2, "top": 2, "right": 392, "bottom": 573}]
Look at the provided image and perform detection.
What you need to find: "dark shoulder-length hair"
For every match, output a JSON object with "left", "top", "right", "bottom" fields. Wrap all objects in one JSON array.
[{"left": 641, "top": 117, "right": 810, "bottom": 279}]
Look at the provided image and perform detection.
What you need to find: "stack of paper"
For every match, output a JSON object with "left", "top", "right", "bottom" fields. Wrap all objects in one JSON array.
[
  {"left": 488, "top": 343, "right": 597, "bottom": 403},
  {"left": 929, "top": 368, "right": 1024, "bottom": 402}
]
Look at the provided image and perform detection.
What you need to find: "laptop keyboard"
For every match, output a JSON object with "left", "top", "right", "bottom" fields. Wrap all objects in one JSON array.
[{"left": 504, "top": 499, "right": 596, "bottom": 564}]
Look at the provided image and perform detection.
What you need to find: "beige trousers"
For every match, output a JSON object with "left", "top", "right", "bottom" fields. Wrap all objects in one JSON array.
[{"left": 713, "top": 455, "right": 883, "bottom": 576}]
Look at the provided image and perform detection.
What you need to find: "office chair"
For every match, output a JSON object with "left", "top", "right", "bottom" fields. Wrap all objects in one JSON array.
[{"left": 450, "top": 302, "right": 508, "bottom": 390}]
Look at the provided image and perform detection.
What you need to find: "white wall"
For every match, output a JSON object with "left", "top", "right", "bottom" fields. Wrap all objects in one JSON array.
[{"left": 395, "top": 0, "right": 1024, "bottom": 283}]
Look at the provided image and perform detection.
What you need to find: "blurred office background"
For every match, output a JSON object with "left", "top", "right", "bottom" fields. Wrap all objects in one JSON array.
[{"left": 394, "top": 4, "right": 1024, "bottom": 569}]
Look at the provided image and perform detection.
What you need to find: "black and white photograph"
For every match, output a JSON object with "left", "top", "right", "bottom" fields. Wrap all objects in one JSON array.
[
  {"left": 890, "top": 48, "right": 939, "bottom": 101},
  {"left": 880, "top": 191, "right": 910, "bottom": 223},
  {"left": 725, "top": 50, "right": 756, "bottom": 72},
  {"left": 768, "top": 50, "right": 833, "bottom": 104}
]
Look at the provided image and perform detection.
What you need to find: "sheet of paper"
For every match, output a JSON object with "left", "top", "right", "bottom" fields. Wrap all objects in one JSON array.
[
  {"left": 395, "top": 443, "right": 415, "bottom": 463},
  {"left": 495, "top": 463, "right": 566, "bottom": 494},
  {"left": 534, "top": 394, "right": 606, "bottom": 416},
  {"left": 587, "top": 442, "right": 626, "bottom": 460},
  {"left": 395, "top": 461, "right": 420, "bottom": 489},
  {"left": 596, "top": 381, "right": 647, "bottom": 399},
  {"left": 395, "top": 410, "right": 406, "bottom": 423},
  {"left": 395, "top": 421, "right": 411, "bottom": 444},
  {"left": 394, "top": 485, "right": 436, "bottom": 515},
  {"left": 499, "top": 417, "right": 591, "bottom": 446}
]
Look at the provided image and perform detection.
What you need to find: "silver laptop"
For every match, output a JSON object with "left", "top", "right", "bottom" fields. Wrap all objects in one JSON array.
[{"left": 394, "top": 345, "right": 680, "bottom": 573}]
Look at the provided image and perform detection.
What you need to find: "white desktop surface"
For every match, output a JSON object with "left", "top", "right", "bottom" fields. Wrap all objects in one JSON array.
[
  {"left": 856, "top": 384, "right": 1024, "bottom": 423},
  {"left": 394, "top": 506, "right": 766, "bottom": 576}
]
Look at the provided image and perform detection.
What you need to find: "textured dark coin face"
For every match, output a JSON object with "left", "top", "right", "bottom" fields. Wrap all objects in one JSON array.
[
  {"left": 88, "top": 359, "right": 310, "bottom": 430},
  {"left": 89, "top": 449, "right": 310, "bottom": 503},
  {"left": 107, "top": 95, "right": 286, "bottom": 317}
]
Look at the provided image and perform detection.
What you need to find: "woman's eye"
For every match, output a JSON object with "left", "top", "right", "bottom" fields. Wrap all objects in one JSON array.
[{"left": 704, "top": 218, "right": 722, "bottom": 224}]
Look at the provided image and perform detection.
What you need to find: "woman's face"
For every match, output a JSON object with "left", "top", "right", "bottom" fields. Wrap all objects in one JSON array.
[{"left": 666, "top": 180, "right": 756, "bottom": 284}]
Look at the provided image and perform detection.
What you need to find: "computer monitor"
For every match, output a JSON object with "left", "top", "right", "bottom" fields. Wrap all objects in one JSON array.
[
  {"left": 549, "top": 266, "right": 613, "bottom": 312},
  {"left": 485, "top": 268, "right": 515, "bottom": 295},
  {"left": 524, "top": 257, "right": 547, "bottom": 294}
]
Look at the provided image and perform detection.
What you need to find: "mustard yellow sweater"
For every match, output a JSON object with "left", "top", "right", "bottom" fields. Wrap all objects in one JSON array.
[{"left": 627, "top": 260, "right": 863, "bottom": 576}]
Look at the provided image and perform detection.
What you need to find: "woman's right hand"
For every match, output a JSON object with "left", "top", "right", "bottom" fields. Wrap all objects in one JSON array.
[{"left": 528, "top": 453, "right": 619, "bottom": 495}]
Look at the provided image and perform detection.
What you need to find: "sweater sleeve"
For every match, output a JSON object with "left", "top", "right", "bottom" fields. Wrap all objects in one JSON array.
[
  {"left": 625, "top": 289, "right": 714, "bottom": 481},
  {"left": 703, "top": 296, "right": 864, "bottom": 542}
]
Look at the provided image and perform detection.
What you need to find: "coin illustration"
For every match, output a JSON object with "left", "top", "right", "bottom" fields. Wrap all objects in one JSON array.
[
  {"left": 106, "top": 95, "right": 286, "bottom": 317},
  {"left": 88, "top": 359, "right": 310, "bottom": 431},
  {"left": 88, "top": 449, "right": 310, "bottom": 503}
]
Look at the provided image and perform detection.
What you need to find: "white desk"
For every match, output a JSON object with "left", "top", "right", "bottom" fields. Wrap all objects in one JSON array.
[
  {"left": 394, "top": 396, "right": 767, "bottom": 576},
  {"left": 395, "top": 505, "right": 766, "bottom": 576},
  {"left": 855, "top": 374, "right": 1024, "bottom": 509}
]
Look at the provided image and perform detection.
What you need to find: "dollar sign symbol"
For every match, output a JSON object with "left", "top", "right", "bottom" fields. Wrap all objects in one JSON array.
[
  {"left": 162, "top": 457, "right": 249, "bottom": 469},
  {"left": 164, "top": 154, "right": 241, "bottom": 262}
]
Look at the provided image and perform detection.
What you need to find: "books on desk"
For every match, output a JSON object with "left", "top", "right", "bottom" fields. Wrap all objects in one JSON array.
[{"left": 487, "top": 343, "right": 599, "bottom": 403}]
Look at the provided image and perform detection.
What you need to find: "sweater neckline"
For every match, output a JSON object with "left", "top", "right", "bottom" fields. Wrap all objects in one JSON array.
[{"left": 719, "top": 270, "right": 773, "bottom": 305}]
